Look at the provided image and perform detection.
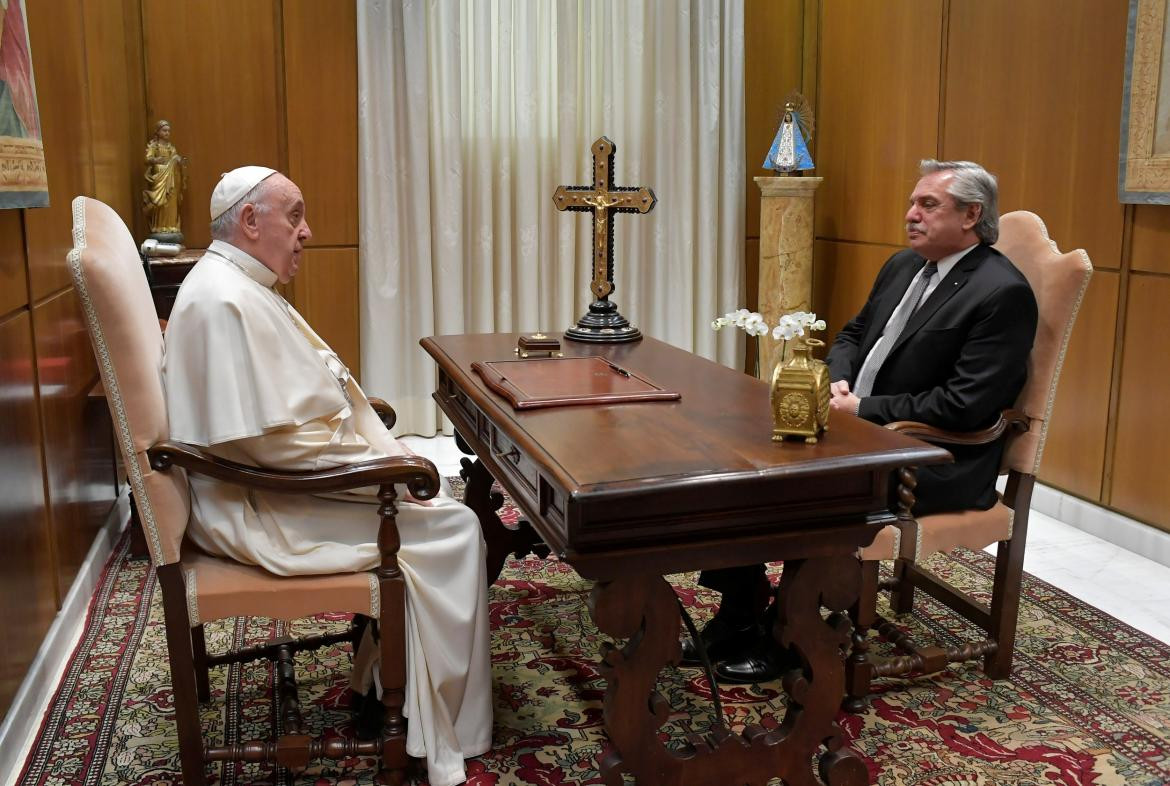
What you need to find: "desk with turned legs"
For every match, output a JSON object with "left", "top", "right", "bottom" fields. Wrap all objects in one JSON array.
[{"left": 421, "top": 333, "right": 948, "bottom": 786}]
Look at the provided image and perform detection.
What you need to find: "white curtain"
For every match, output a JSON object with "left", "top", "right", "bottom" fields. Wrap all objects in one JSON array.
[{"left": 357, "top": 0, "right": 745, "bottom": 436}]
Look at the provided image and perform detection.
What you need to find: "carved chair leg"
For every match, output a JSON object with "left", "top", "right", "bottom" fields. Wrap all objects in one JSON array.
[
  {"left": 845, "top": 559, "right": 879, "bottom": 711},
  {"left": 376, "top": 486, "right": 410, "bottom": 785},
  {"left": 985, "top": 535, "right": 1025, "bottom": 678},
  {"left": 889, "top": 557, "right": 915, "bottom": 615},
  {"left": 157, "top": 565, "right": 208, "bottom": 786},
  {"left": 889, "top": 465, "right": 918, "bottom": 615},
  {"left": 191, "top": 624, "right": 211, "bottom": 702}
]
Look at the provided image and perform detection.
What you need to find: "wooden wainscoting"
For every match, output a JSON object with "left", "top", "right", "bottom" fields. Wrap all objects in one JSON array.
[
  {"left": 942, "top": 0, "right": 1127, "bottom": 272},
  {"left": 0, "top": 312, "right": 58, "bottom": 715},
  {"left": 1109, "top": 273, "right": 1170, "bottom": 531},
  {"left": 23, "top": 0, "right": 94, "bottom": 301},
  {"left": 1039, "top": 271, "right": 1118, "bottom": 500},
  {"left": 33, "top": 290, "right": 117, "bottom": 599},
  {"left": 813, "top": 0, "right": 943, "bottom": 246},
  {"left": 140, "top": 0, "right": 284, "bottom": 251},
  {"left": 0, "top": 212, "right": 27, "bottom": 318}
]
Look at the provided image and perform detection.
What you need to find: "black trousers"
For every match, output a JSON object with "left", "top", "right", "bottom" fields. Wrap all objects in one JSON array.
[{"left": 697, "top": 564, "right": 771, "bottom": 625}]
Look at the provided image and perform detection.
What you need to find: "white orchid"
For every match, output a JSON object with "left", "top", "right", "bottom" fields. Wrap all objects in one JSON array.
[
  {"left": 785, "top": 311, "right": 827, "bottom": 331},
  {"left": 727, "top": 308, "right": 752, "bottom": 327},
  {"left": 711, "top": 308, "right": 827, "bottom": 342},
  {"left": 772, "top": 314, "right": 804, "bottom": 341},
  {"left": 742, "top": 312, "right": 769, "bottom": 337}
]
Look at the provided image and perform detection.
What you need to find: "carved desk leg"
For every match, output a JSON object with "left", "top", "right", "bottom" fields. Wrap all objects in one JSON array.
[
  {"left": 590, "top": 561, "right": 870, "bottom": 786},
  {"left": 458, "top": 455, "right": 545, "bottom": 585},
  {"left": 773, "top": 557, "right": 869, "bottom": 786},
  {"left": 590, "top": 573, "right": 709, "bottom": 786}
]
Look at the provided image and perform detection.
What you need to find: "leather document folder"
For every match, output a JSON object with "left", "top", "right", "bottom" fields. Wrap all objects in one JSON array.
[{"left": 471, "top": 356, "right": 681, "bottom": 410}]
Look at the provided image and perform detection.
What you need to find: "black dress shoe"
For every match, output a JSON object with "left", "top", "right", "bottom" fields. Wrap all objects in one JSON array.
[
  {"left": 679, "top": 616, "right": 764, "bottom": 666},
  {"left": 714, "top": 643, "right": 800, "bottom": 685}
]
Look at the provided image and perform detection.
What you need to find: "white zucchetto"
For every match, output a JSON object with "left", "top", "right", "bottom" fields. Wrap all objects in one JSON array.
[{"left": 209, "top": 166, "right": 277, "bottom": 220}]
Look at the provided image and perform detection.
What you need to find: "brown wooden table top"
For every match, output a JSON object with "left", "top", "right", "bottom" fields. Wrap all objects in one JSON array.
[
  {"left": 423, "top": 333, "right": 948, "bottom": 488},
  {"left": 422, "top": 333, "right": 951, "bottom": 570}
]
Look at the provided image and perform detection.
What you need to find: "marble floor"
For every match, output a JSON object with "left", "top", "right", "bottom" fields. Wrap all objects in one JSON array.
[{"left": 1018, "top": 510, "right": 1170, "bottom": 643}]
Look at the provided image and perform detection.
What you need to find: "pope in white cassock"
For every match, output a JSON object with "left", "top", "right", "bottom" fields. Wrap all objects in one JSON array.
[{"left": 161, "top": 166, "right": 492, "bottom": 786}]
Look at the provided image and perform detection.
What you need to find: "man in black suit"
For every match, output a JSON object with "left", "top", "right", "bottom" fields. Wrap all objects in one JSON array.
[{"left": 688, "top": 160, "right": 1038, "bottom": 683}]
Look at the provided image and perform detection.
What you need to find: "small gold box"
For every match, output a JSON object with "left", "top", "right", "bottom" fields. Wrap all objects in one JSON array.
[{"left": 515, "top": 333, "right": 563, "bottom": 358}]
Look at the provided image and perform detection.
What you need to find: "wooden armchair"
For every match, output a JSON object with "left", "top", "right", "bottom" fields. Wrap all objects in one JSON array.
[
  {"left": 845, "top": 211, "right": 1093, "bottom": 708},
  {"left": 67, "top": 196, "right": 431, "bottom": 785}
]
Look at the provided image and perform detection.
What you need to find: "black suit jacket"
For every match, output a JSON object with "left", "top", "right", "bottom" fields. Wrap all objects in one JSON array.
[{"left": 827, "top": 244, "right": 1038, "bottom": 515}]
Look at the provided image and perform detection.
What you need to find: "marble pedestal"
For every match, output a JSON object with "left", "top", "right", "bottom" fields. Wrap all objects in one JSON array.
[{"left": 754, "top": 175, "right": 823, "bottom": 379}]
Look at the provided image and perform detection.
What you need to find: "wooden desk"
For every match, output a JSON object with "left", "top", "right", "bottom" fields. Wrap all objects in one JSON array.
[{"left": 421, "top": 333, "right": 948, "bottom": 786}]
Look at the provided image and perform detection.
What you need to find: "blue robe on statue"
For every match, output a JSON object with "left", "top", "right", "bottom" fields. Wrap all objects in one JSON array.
[{"left": 763, "top": 112, "right": 814, "bottom": 172}]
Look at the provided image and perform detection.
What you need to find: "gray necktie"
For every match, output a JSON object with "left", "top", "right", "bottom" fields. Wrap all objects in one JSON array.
[{"left": 853, "top": 261, "right": 938, "bottom": 398}]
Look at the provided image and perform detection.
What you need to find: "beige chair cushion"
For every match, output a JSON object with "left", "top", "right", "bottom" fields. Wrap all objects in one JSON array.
[
  {"left": 68, "top": 196, "right": 188, "bottom": 566},
  {"left": 911, "top": 502, "right": 1014, "bottom": 561},
  {"left": 993, "top": 212, "right": 1092, "bottom": 475},
  {"left": 860, "top": 500, "right": 1015, "bottom": 562},
  {"left": 182, "top": 545, "right": 380, "bottom": 626}
]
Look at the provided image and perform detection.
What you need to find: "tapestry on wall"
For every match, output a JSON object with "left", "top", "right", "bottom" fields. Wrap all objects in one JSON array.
[
  {"left": 0, "top": 0, "right": 47, "bottom": 209},
  {"left": 1120, "top": 0, "right": 1170, "bottom": 203}
]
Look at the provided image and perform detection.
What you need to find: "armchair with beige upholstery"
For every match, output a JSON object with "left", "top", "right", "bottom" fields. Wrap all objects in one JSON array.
[
  {"left": 845, "top": 211, "right": 1093, "bottom": 708},
  {"left": 67, "top": 195, "right": 434, "bottom": 785}
]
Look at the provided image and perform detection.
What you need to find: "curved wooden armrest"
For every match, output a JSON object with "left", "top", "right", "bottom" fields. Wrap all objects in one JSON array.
[
  {"left": 367, "top": 397, "right": 397, "bottom": 430},
  {"left": 147, "top": 440, "right": 439, "bottom": 500},
  {"left": 885, "top": 409, "right": 1029, "bottom": 446}
]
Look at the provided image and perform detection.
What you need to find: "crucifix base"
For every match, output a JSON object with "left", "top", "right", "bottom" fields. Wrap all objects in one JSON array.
[{"left": 565, "top": 298, "right": 643, "bottom": 343}]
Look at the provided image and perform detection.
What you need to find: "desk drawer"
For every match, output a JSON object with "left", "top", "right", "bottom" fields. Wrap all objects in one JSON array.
[
  {"left": 435, "top": 370, "right": 566, "bottom": 542},
  {"left": 441, "top": 373, "right": 490, "bottom": 443},
  {"left": 487, "top": 427, "right": 567, "bottom": 541},
  {"left": 490, "top": 429, "right": 539, "bottom": 497}
]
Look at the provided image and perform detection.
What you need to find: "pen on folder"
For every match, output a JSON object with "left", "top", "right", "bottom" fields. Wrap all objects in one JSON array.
[{"left": 607, "top": 361, "right": 631, "bottom": 377}]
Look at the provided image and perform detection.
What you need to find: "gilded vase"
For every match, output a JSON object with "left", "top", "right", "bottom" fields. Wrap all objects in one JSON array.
[{"left": 770, "top": 337, "right": 831, "bottom": 443}]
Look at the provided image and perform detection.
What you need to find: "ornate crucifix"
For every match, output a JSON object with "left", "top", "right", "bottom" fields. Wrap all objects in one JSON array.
[{"left": 553, "top": 136, "right": 656, "bottom": 343}]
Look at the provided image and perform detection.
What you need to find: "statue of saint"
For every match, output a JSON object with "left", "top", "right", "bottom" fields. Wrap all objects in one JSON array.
[
  {"left": 142, "top": 119, "right": 187, "bottom": 244},
  {"left": 763, "top": 92, "right": 815, "bottom": 174}
]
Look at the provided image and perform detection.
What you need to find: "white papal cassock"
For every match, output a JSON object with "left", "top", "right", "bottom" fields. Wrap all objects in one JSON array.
[{"left": 162, "top": 240, "right": 491, "bottom": 786}]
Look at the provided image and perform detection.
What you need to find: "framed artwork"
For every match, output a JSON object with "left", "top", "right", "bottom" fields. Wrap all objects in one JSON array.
[{"left": 0, "top": 0, "right": 46, "bottom": 209}]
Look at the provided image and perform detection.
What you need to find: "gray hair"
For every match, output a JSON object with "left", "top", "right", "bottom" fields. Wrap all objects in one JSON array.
[
  {"left": 209, "top": 179, "right": 274, "bottom": 241},
  {"left": 919, "top": 159, "right": 999, "bottom": 244}
]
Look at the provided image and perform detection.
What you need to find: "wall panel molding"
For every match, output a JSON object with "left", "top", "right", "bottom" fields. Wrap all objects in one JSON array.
[
  {"left": 0, "top": 312, "right": 57, "bottom": 716},
  {"left": 813, "top": 0, "right": 943, "bottom": 245},
  {"left": 23, "top": 0, "right": 94, "bottom": 301},
  {"left": 283, "top": 0, "right": 359, "bottom": 247},
  {"left": 0, "top": 212, "right": 27, "bottom": 318},
  {"left": 140, "top": 0, "right": 283, "bottom": 250}
]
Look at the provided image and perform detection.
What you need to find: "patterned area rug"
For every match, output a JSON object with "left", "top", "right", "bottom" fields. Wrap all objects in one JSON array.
[{"left": 17, "top": 481, "right": 1170, "bottom": 786}]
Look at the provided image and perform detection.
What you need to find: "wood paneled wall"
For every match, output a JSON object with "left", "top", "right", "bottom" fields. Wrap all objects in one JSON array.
[
  {"left": 0, "top": 0, "right": 359, "bottom": 721},
  {"left": 743, "top": 0, "right": 806, "bottom": 370},
  {"left": 0, "top": 0, "right": 141, "bottom": 717},
  {"left": 139, "top": 0, "right": 360, "bottom": 377},
  {"left": 747, "top": 0, "right": 1170, "bottom": 534}
]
